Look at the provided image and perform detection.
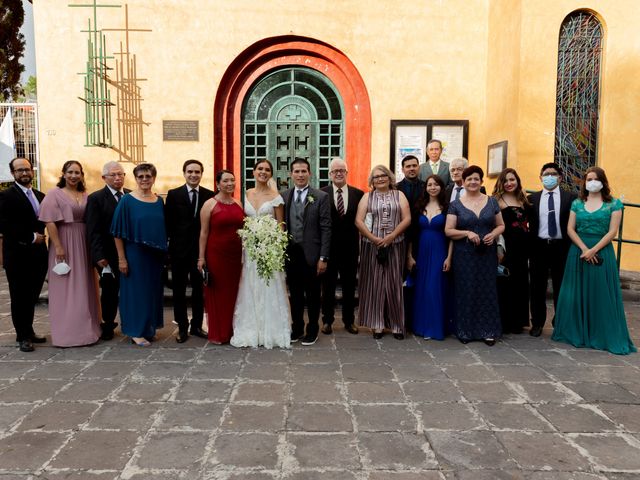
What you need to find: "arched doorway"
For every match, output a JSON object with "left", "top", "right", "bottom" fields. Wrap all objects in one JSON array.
[
  {"left": 242, "top": 67, "right": 344, "bottom": 191},
  {"left": 214, "top": 36, "right": 371, "bottom": 194}
]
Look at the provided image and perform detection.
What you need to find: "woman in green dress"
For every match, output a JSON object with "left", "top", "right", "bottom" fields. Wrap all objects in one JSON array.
[{"left": 552, "top": 167, "right": 636, "bottom": 355}]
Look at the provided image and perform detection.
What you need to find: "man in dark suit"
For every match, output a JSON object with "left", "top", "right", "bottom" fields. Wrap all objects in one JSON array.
[
  {"left": 445, "top": 157, "right": 486, "bottom": 200},
  {"left": 418, "top": 139, "right": 452, "bottom": 186},
  {"left": 165, "top": 159, "right": 214, "bottom": 343},
  {"left": 320, "top": 157, "right": 363, "bottom": 335},
  {"left": 396, "top": 155, "right": 424, "bottom": 210},
  {"left": 0, "top": 158, "right": 48, "bottom": 352},
  {"left": 528, "top": 162, "right": 577, "bottom": 337},
  {"left": 85, "top": 161, "right": 130, "bottom": 340},
  {"left": 283, "top": 157, "right": 332, "bottom": 346}
]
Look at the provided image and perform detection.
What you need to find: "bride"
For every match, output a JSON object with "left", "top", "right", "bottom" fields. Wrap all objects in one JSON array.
[{"left": 231, "top": 159, "right": 291, "bottom": 349}]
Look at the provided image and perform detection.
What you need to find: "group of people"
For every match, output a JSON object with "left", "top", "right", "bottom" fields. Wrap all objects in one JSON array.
[{"left": 0, "top": 144, "right": 635, "bottom": 355}]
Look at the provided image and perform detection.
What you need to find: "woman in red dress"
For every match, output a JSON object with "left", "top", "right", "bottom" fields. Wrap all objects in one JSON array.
[{"left": 197, "top": 170, "right": 245, "bottom": 344}]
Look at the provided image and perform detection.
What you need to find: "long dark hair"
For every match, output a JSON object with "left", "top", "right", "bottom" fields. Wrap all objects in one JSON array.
[
  {"left": 492, "top": 167, "right": 530, "bottom": 206},
  {"left": 56, "top": 160, "right": 86, "bottom": 191},
  {"left": 579, "top": 166, "right": 612, "bottom": 202},
  {"left": 414, "top": 174, "right": 447, "bottom": 216}
]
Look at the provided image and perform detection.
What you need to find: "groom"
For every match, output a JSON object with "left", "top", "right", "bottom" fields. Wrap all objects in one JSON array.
[{"left": 283, "top": 157, "right": 332, "bottom": 346}]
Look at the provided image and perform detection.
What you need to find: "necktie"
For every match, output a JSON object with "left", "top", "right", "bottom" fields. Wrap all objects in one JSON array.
[
  {"left": 25, "top": 189, "right": 39, "bottom": 215},
  {"left": 548, "top": 192, "right": 558, "bottom": 238},
  {"left": 296, "top": 190, "right": 303, "bottom": 204},
  {"left": 336, "top": 188, "right": 345, "bottom": 216},
  {"left": 190, "top": 189, "right": 198, "bottom": 217},
  {"left": 115, "top": 191, "right": 123, "bottom": 201},
  {"left": 454, "top": 186, "right": 463, "bottom": 201}
]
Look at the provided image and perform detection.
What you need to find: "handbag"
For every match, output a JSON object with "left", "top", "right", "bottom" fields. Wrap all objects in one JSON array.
[{"left": 52, "top": 259, "right": 71, "bottom": 276}]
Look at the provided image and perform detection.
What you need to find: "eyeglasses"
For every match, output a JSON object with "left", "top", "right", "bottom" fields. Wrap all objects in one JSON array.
[
  {"left": 372, "top": 174, "right": 388, "bottom": 180},
  {"left": 13, "top": 168, "right": 32, "bottom": 174},
  {"left": 105, "top": 173, "right": 125, "bottom": 178},
  {"left": 330, "top": 169, "right": 347, "bottom": 175},
  {"left": 450, "top": 167, "right": 464, "bottom": 172},
  {"left": 136, "top": 174, "right": 153, "bottom": 180}
]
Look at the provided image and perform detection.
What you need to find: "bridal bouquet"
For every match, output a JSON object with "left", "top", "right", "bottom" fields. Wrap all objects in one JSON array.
[{"left": 238, "top": 215, "right": 289, "bottom": 285}]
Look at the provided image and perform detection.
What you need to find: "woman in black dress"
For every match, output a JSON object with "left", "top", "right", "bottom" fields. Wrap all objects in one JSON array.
[
  {"left": 445, "top": 165, "right": 505, "bottom": 346},
  {"left": 492, "top": 168, "right": 531, "bottom": 334}
]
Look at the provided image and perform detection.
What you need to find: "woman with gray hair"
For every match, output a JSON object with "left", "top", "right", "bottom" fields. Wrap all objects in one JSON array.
[{"left": 355, "top": 165, "right": 411, "bottom": 339}]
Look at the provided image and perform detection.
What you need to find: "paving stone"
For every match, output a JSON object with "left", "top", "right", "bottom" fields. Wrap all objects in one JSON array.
[
  {"left": 189, "top": 361, "right": 242, "bottom": 380},
  {"left": 216, "top": 473, "right": 278, "bottom": 480},
  {"left": 496, "top": 432, "right": 590, "bottom": 470},
  {"left": 291, "top": 348, "right": 340, "bottom": 364},
  {"left": 527, "top": 473, "right": 607, "bottom": 480},
  {"left": 402, "top": 381, "right": 463, "bottom": 403},
  {"left": 18, "top": 401, "right": 98, "bottom": 431},
  {"left": 367, "top": 472, "right": 445, "bottom": 480},
  {"left": 383, "top": 349, "right": 436, "bottom": 366},
  {"left": 2, "top": 347, "right": 59, "bottom": 362},
  {"left": 47, "top": 346, "right": 107, "bottom": 361},
  {"left": 50, "top": 431, "right": 138, "bottom": 469},
  {"left": 288, "top": 433, "right": 360, "bottom": 469},
  {"left": 567, "top": 350, "right": 631, "bottom": 366},
  {"left": 287, "top": 404, "right": 352, "bottom": 432},
  {"left": 491, "top": 365, "right": 552, "bottom": 382},
  {"left": 210, "top": 432, "right": 279, "bottom": 468},
  {"left": 346, "top": 382, "right": 405, "bottom": 403},
  {"left": 289, "top": 363, "right": 340, "bottom": 382},
  {"left": 23, "top": 362, "right": 87, "bottom": 380},
  {"left": 115, "top": 379, "right": 176, "bottom": 401},
  {"left": 339, "top": 348, "right": 388, "bottom": 365},
  {"left": 472, "top": 348, "right": 529, "bottom": 365},
  {"left": 358, "top": 432, "right": 437, "bottom": 469},
  {"left": 570, "top": 433, "right": 640, "bottom": 470},
  {"left": 245, "top": 348, "right": 291, "bottom": 364},
  {"left": 100, "top": 347, "right": 153, "bottom": 362},
  {"left": 87, "top": 402, "right": 159, "bottom": 430},
  {"left": 342, "top": 364, "right": 394, "bottom": 382},
  {"left": 137, "top": 431, "right": 209, "bottom": 469},
  {"left": 38, "top": 472, "right": 118, "bottom": 479},
  {"left": 457, "top": 381, "right": 522, "bottom": 403},
  {"left": 159, "top": 402, "right": 224, "bottom": 430},
  {"left": 426, "top": 430, "right": 516, "bottom": 470},
  {"left": 200, "top": 346, "right": 246, "bottom": 363},
  {"left": 352, "top": 404, "right": 417, "bottom": 432},
  {"left": 286, "top": 472, "right": 357, "bottom": 480},
  {"left": 241, "top": 363, "right": 289, "bottom": 381},
  {"left": 442, "top": 365, "right": 500, "bottom": 382},
  {"left": 563, "top": 382, "right": 639, "bottom": 404},
  {"left": 0, "top": 431, "right": 65, "bottom": 470},
  {"left": 513, "top": 381, "right": 582, "bottom": 404},
  {"left": 0, "top": 379, "right": 67, "bottom": 402},
  {"left": 290, "top": 381, "right": 342, "bottom": 403},
  {"left": 536, "top": 404, "right": 617, "bottom": 432},
  {"left": 545, "top": 365, "right": 629, "bottom": 383},
  {"left": 475, "top": 403, "right": 552, "bottom": 431},
  {"left": 79, "top": 361, "right": 137, "bottom": 379},
  {"left": 417, "top": 402, "right": 485, "bottom": 430},
  {"left": 0, "top": 361, "right": 39, "bottom": 378},
  {"left": 175, "top": 380, "right": 232, "bottom": 402},
  {"left": 134, "top": 361, "right": 191, "bottom": 379},
  {"left": 598, "top": 403, "right": 640, "bottom": 432},
  {"left": 147, "top": 348, "right": 199, "bottom": 363},
  {"left": 222, "top": 404, "right": 285, "bottom": 431},
  {"left": 519, "top": 349, "right": 576, "bottom": 367},
  {"left": 232, "top": 382, "right": 287, "bottom": 402},
  {"left": 427, "top": 349, "right": 479, "bottom": 366},
  {"left": 54, "top": 378, "right": 120, "bottom": 401},
  {"left": 0, "top": 404, "right": 32, "bottom": 431},
  {"left": 393, "top": 364, "right": 448, "bottom": 382}
]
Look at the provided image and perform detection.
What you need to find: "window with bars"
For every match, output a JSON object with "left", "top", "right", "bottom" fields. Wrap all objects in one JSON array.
[{"left": 554, "top": 10, "right": 603, "bottom": 189}]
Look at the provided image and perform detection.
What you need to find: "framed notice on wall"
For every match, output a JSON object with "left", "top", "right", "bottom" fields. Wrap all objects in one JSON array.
[
  {"left": 487, "top": 140, "right": 508, "bottom": 178},
  {"left": 390, "top": 120, "right": 469, "bottom": 181}
]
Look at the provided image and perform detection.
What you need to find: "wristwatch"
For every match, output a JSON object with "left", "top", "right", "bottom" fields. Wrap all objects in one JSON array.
[{"left": 320, "top": 256, "right": 329, "bottom": 262}]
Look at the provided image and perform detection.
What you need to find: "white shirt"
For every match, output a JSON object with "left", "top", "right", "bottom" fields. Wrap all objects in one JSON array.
[
  {"left": 538, "top": 186, "right": 562, "bottom": 239},
  {"left": 332, "top": 184, "right": 348, "bottom": 212},
  {"left": 106, "top": 185, "right": 124, "bottom": 200},
  {"left": 294, "top": 185, "right": 309, "bottom": 204},
  {"left": 449, "top": 184, "right": 465, "bottom": 202}
]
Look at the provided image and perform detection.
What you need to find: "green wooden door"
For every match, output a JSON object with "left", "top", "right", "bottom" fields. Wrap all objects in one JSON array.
[{"left": 242, "top": 68, "right": 343, "bottom": 192}]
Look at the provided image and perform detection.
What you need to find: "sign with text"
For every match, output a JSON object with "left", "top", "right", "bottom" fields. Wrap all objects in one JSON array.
[{"left": 163, "top": 120, "right": 199, "bottom": 141}]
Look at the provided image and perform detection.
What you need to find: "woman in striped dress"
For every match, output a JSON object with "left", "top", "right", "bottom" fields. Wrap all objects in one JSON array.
[{"left": 355, "top": 165, "right": 411, "bottom": 339}]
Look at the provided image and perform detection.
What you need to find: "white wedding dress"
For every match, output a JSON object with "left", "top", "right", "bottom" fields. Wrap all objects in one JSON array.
[{"left": 230, "top": 196, "right": 291, "bottom": 349}]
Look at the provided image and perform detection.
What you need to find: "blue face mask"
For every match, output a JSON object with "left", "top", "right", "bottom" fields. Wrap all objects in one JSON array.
[{"left": 542, "top": 175, "right": 559, "bottom": 189}]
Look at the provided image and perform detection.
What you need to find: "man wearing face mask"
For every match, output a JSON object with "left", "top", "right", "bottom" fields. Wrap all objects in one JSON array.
[{"left": 527, "top": 163, "right": 576, "bottom": 337}]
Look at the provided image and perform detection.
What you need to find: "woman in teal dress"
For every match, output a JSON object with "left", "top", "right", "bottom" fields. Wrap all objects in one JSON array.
[
  {"left": 552, "top": 167, "right": 636, "bottom": 355},
  {"left": 112, "top": 163, "right": 168, "bottom": 347}
]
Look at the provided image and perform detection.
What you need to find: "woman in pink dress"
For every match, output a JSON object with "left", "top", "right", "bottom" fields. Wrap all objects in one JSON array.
[
  {"left": 197, "top": 170, "right": 245, "bottom": 344},
  {"left": 39, "top": 161, "right": 100, "bottom": 347}
]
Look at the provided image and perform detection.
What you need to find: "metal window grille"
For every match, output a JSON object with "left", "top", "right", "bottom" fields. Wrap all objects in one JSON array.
[
  {"left": 0, "top": 103, "right": 40, "bottom": 188},
  {"left": 554, "top": 10, "right": 603, "bottom": 189}
]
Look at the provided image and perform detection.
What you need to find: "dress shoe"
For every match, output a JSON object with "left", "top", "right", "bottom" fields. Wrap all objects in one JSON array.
[
  {"left": 373, "top": 331, "right": 384, "bottom": 340},
  {"left": 393, "top": 333, "right": 404, "bottom": 340},
  {"left": 30, "top": 334, "right": 47, "bottom": 344},
  {"left": 100, "top": 326, "right": 115, "bottom": 341},
  {"left": 19, "top": 339, "right": 34, "bottom": 352},
  {"left": 344, "top": 324, "right": 359, "bottom": 335},
  {"left": 321, "top": 324, "right": 332, "bottom": 335},
  {"left": 291, "top": 332, "right": 304, "bottom": 343},
  {"left": 459, "top": 338, "right": 470, "bottom": 344},
  {"left": 176, "top": 331, "right": 189, "bottom": 343},
  {"left": 484, "top": 338, "right": 496, "bottom": 346},
  {"left": 189, "top": 328, "right": 208, "bottom": 339},
  {"left": 529, "top": 326, "right": 543, "bottom": 337},
  {"left": 301, "top": 334, "right": 318, "bottom": 346}
]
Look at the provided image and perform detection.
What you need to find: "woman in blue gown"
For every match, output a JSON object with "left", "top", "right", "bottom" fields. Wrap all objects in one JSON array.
[
  {"left": 445, "top": 165, "right": 505, "bottom": 346},
  {"left": 552, "top": 167, "right": 636, "bottom": 355},
  {"left": 112, "top": 163, "right": 167, "bottom": 346},
  {"left": 407, "top": 174, "right": 452, "bottom": 340}
]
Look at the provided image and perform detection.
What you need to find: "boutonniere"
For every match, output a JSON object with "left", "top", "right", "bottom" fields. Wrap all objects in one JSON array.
[{"left": 306, "top": 194, "right": 315, "bottom": 204}]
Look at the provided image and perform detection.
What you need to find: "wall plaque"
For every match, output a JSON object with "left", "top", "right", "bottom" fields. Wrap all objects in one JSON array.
[{"left": 163, "top": 120, "right": 199, "bottom": 141}]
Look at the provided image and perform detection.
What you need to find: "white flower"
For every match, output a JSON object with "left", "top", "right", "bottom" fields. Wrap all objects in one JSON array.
[
  {"left": 237, "top": 215, "right": 289, "bottom": 285},
  {"left": 307, "top": 194, "right": 315, "bottom": 204}
]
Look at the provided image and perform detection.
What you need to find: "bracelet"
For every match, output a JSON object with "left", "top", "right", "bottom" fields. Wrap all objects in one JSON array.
[{"left": 198, "top": 257, "right": 205, "bottom": 261}]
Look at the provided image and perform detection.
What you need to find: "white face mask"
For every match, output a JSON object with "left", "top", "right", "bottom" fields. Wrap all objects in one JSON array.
[{"left": 585, "top": 180, "right": 603, "bottom": 193}]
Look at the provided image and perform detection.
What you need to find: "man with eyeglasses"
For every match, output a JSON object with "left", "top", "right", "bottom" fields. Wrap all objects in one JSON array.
[
  {"left": 85, "top": 161, "right": 130, "bottom": 340},
  {"left": 165, "top": 159, "right": 214, "bottom": 343},
  {"left": 0, "top": 158, "right": 48, "bottom": 352},
  {"left": 320, "top": 157, "right": 363, "bottom": 335}
]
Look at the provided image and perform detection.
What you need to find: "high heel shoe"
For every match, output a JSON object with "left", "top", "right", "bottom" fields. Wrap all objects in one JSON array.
[
  {"left": 131, "top": 337, "right": 151, "bottom": 347},
  {"left": 393, "top": 333, "right": 404, "bottom": 340},
  {"left": 372, "top": 331, "right": 384, "bottom": 340},
  {"left": 484, "top": 338, "right": 496, "bottom": 346}
]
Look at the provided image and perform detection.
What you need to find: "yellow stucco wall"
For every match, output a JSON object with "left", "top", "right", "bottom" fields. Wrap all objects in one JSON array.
[{"left": 32, "top": 0, "right": 640, "bottom": 269}]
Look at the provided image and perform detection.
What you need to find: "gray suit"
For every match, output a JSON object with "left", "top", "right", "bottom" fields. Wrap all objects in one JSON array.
[
  {"left": 283, "top": 187, "right": 332, "bottom": 338},
  {"left": 419, "top": 161, "right": 452, "bottom": 186}
]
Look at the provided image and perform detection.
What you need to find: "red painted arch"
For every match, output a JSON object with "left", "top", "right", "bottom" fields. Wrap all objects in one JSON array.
[{"left": 213, "top": 35, "right": 372, "bottom": 192}]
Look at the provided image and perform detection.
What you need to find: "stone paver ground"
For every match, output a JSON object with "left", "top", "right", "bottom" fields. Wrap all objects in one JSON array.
[{"left": 1, "top": 270, "right": 640, "bottom": 479}]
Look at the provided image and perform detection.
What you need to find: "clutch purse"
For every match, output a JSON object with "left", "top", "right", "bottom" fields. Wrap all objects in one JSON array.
[
  {"left": 52, "top": 260, "right": 71, "bottom": 276},
  {"left": 201, "top": 266, "right": 210, "bottom": 286}
]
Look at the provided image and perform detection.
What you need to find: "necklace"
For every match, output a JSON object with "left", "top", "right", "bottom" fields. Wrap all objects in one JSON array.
[{"left": 216, "top": 196, "right": 234, "bottom": 205}]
